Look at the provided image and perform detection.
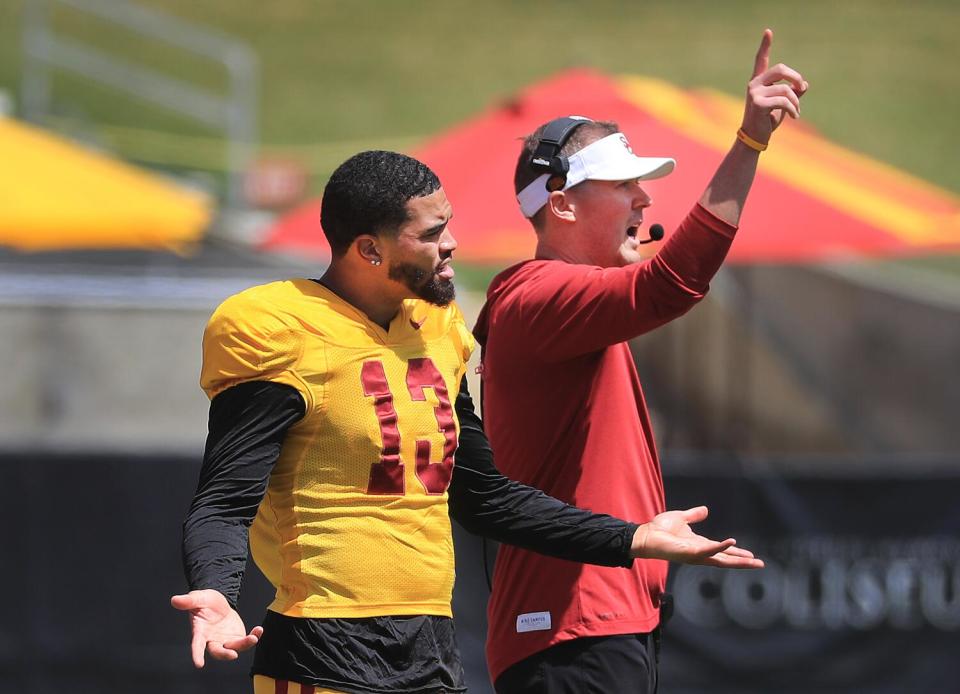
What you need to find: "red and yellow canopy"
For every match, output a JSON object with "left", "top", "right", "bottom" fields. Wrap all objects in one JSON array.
[{"left": 261, "top": 69, "right": 960, "bottom": 265}]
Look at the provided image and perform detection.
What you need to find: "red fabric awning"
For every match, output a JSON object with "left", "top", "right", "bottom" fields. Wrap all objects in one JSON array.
[{"left": 260, "top": 69, "right": 960, "bottom": 265}]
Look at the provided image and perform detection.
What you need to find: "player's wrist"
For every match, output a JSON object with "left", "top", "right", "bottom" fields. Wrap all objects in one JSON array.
[{"left": 629, "top": 523, "right": 652, "bottom": 559}]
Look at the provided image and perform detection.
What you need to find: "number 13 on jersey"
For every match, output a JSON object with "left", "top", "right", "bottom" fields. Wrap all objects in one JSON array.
[{"left": 361, "top": 358, "right": 457, "bottom": 496}]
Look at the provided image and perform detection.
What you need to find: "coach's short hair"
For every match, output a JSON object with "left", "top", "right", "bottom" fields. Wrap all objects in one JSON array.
[
  {"left": 321, "top": 150, "right": 441, "bottom": 255},
  {"left": 514, "top": 119, "right": 619, "bottom": 227}
]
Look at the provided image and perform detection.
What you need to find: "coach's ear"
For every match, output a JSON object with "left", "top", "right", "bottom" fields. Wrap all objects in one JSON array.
[
  {"left": 355, "top": 235, "right": 383, "bottom": 266},
  {"left": 546, "top": 190, "right": 576, "bottom": 224}
]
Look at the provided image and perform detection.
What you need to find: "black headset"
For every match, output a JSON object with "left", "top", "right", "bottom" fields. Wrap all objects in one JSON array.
[{"left": 529, "top": 115, "right": 594, "bottom": 189}]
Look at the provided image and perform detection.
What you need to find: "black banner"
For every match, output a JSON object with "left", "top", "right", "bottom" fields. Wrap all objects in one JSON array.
[
  {"left": 2, "top": 454, "right": 958, "bottom": 693},
  {"left": 660, "top": 474, "right": 960, "bottom": 693}
]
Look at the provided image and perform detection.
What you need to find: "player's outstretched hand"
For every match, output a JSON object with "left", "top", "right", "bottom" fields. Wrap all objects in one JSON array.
[
  {"left": 170, "top": 589, "right": 264, "bottom": 668},
  {"left": 740, "top": 28, "right": 808, "bottom": 146},
  {"left": 630, "top": 506, "right": 764, "bottom": 569}
]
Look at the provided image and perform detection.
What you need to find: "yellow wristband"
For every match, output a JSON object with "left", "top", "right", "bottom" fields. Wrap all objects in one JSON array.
[{"left": 737, "top": 128, "right": 768, "bottom": 152}]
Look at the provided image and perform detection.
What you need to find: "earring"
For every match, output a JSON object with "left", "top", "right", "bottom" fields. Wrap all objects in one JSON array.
[{"left": 371, "top": 259, "right": 381, "bottom": 266}]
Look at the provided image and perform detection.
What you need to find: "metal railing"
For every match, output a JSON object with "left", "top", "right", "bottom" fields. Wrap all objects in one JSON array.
[{"left": 20, "top": 0, "right": 259, "bottom": 210}]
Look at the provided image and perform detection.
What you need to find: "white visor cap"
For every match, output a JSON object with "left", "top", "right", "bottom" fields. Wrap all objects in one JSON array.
[{"left": 517, "top": 133, "right": 675, "bottom": 218}]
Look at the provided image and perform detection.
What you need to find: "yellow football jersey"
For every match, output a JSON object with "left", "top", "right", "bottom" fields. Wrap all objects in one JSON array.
[{"left": 200, "top": 279, "right": 475, "bottom": 618}]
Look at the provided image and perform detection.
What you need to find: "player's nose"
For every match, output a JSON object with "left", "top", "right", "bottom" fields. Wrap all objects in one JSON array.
[{"left": 440, "top": 228, "right": 457, "bottom": 253}]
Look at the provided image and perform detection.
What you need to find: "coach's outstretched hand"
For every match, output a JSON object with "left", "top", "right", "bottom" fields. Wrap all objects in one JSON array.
[
  {"left": 740, "top": 28, "right": 808, "bottom": 146},
  {"left": 699, "top": 28, "right": 808, "bottom": 226},
  {"left": 630, "top": 506, "right": 764, "bottom": 569},
  {"left": 170, "top": 589, "right": 264, "bottom": 668}
]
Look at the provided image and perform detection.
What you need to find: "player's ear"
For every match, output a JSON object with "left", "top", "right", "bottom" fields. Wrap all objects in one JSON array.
[
  {"left": 355, "top": 235, "right": 383, "bottom": 266},
  {"left": 546, "top": 190, "right": 576, "bottom": 224}
]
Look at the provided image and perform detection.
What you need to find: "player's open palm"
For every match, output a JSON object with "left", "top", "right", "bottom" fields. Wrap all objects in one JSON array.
[
  {"left": 632, "top": 506, "right": 764, "bottom": 569},
  {"left": 170, "top": 589, "right": 264, "bottom": 668}
]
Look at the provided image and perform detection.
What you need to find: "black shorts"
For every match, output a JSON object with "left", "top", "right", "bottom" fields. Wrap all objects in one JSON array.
[
  {"left": 494, "top": 633, "right": 658, "bottom": 694},
  {"left": 252, "top": 611, "right": 467, "bottom": 693}
]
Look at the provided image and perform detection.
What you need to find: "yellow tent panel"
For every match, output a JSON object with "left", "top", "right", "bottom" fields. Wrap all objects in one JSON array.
[{"left": 1, "top": 117, "right": 213, "bottom": 253}]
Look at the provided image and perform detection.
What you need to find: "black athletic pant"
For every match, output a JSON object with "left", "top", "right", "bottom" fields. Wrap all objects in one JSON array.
[{"left": 494, "top": 632, "right": 658, "bottom": 694}]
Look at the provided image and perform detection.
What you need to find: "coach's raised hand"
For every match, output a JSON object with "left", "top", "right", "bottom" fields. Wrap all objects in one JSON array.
[
  {"left": 699, "top": 28, "right": 808, "bottom": 226},
  {"left": 740, "top": 28, "right": 808, "bottom": 146},
  {"left": 630, "top": 506, "right": 764, "bottom": 569},
  {"left": 170, "top": 589, "right": 264, "bottom": 668}
]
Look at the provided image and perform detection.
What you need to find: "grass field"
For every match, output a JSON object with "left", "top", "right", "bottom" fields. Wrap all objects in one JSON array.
[
  {"left": 1, "top": 1, "right": 957, "bottom": 188},
  {"left": 0, "top": 0, "right": 958, "bottom": 278}
]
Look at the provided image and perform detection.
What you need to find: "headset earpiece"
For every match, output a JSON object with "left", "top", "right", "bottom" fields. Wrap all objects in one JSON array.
[{"left": 529, "top": 116, "right": 594, "bottom": 186}]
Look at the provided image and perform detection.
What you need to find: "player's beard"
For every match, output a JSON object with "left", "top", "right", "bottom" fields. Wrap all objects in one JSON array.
[{"left": 388, "top": 260, "right": 456, "bottom": 306}]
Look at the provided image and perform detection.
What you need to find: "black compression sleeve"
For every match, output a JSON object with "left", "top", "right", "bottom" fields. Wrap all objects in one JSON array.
[
  {"left": 181, "top": 381, "right": 305, "bottom": 607},
  {"left": 448, "top": 377, "right": 638, "bottom": 568}
]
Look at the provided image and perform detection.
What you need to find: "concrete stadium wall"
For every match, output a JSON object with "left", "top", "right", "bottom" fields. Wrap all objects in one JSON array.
[
  {"left": 0, "top": 303, "right": 213, "bottom": 453},
  {"left": 0, "top": 284, "right": 484, "bottom": 455},
  {"left": 1, "top": 263, "right": 956, "bottom": 465}
]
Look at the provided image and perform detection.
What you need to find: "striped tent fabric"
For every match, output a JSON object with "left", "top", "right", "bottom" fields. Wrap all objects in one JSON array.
[{"left": 260, "top": 69, "right": 960, "bottom": 265}]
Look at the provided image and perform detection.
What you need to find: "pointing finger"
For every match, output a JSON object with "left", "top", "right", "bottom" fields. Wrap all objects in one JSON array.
[{"left": 752, "top": 28, "right": 773, "bottom": 79}]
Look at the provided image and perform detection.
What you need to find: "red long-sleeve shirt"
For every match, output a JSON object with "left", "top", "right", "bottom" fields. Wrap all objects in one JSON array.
[{"left": 474, "top": 203, "right": 737, "bottom": 682}]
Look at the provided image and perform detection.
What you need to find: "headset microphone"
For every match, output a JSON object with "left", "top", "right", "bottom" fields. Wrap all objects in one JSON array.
[{"left": 638, "top": 223, "right": 664, "bottom": 244}]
